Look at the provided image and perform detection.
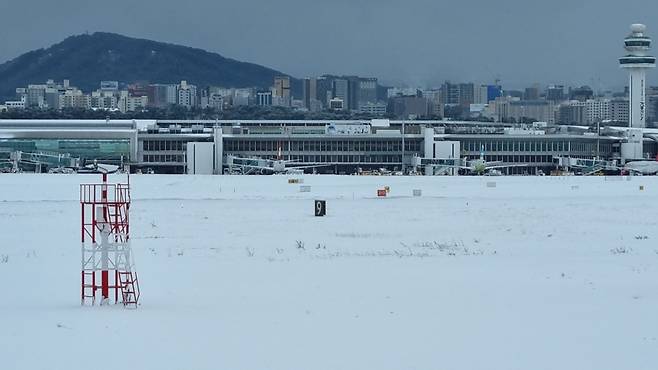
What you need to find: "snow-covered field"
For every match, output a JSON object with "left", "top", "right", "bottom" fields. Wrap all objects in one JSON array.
[{"left": 1, "top": 174, "right": 657, "bottom": 370}]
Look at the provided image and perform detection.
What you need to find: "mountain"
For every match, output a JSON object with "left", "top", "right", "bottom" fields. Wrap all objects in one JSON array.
[{"left": 0, "top": 32, "right": 297, "bottom": 100}]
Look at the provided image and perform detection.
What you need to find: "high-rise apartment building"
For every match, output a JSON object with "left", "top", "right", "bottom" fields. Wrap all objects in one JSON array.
[
  {"left": 440, "top": 82, "right": 475, "bottom": 107},
  {"left": 585, "top": 99, "right": 612, "bottom": 124},
  {"left": 546, "top": 85, "right": 565, "bottom": 102},
  {"left": 90, "top": 91, "right": 118, "bottom": 110},
  {"left": 492, "top": 97, "right": 555, "bottom": 124},
  {"left": 272, "top": 76, "right": 291, "bottom": 107},
  {"left": 59, "top": 89, "right": 90, "bottom": 109},
  {"left": 509, "top": 100, "right": 556, "bottom": 124},
  {"left": 610, "top": 98, "right": 630, "bottom": 124},
  {"left": 302, "top": 78, "right": 317, "bottom": 110},
  {"left": 148, "top": 84, "right": 177, "bottom": 107},
  {"left": 458, "top": 83, "right": 475, "bottom": 107},
  {"left": 569, "top": 86, "right": 594, "bottom": 101},
  {"left": 332, "top": 79, "right": 349, "bottom": 108},
  {"left": 524, "top": 84, "right": 541, "bottom": 100},
  {"left": 257, "top": 91, "right": 273, "bottom": 106},
  {"left": 441, "top": 82, "right": 460, "bottom": 105},
  {"left": 177, "top": 80, "right": 197, "bottom": 108},
  {"left": 118, "top": 94, "right": 148, "bottom": 113},
  {"left": 390, "top": 95, "right": 429, "bottom": 118},
  {"left": 358, "top": 78, "right": 378, "bottom": 107},
  {"left": 316, "top": 76, "right": 333, "bottom": 108},
  {"left": 274, "top": 76, "right": 291, "bottom": 98},
  {"left": 558, "top": 100, "right": 586, "bottom": 125}
]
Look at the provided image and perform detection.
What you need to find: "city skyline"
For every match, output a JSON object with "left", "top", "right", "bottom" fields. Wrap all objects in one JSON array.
[{"left": 1, "top": 0, "right": 657, "bottom": 89}]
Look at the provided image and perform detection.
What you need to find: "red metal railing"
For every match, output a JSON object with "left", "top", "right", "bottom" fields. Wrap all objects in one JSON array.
[
  {"left": 80, "top": 183, "right": 131, "bottom": 244},
  {"left": 80, "top": 183, "right": 131, "bottom": 204}
]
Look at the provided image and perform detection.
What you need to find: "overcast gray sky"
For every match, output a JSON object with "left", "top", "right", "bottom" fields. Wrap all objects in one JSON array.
[{"left": 1, "top": 0, "right": 657, "bottom": 90}]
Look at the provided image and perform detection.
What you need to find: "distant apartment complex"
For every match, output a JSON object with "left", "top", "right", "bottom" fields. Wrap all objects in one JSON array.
[
  {"left": 298, "top": 75, "right": 381, "bottom": 112},
  {"left": 1, "top": 25, "right": 655, "bottom": 126},
  {"left": 4, "top": 77, "right": 658, "bottom": 128}
]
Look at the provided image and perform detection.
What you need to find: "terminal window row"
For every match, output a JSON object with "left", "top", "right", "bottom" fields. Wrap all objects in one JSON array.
[
  {"left": 280, "top": 154, "right": 402, "bottom": 163},
  {"left": 461, "top": 140, "right": 611, "bottom": 153},
  {"left": 224, "top": 140, "right": 422, "bottom": 152},
  {"left": 143, "top": 140, "right": 186, "bottom": 151},
  {"left": 468, "top": 154, "right": 556, "bottom": 164},
  {"left": 143, "top": 154, "right": 185, "bottom": 163}
]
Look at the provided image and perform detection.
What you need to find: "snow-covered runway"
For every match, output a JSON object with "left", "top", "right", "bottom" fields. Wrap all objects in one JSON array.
[{"left": 1, "top": 174, "right": 657, "bottom": 370}]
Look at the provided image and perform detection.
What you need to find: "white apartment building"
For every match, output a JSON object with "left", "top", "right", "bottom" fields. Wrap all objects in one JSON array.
[
  {"left": 474, "top": 85, "right": 489, "bottom": 105},
  {"left": 59, "top": 90, "right": 90, "bottom": 109},
  {"left": 610, "top": 99, "right": 630, "bottom": 124},
  {"left": 511, "top": 101, "right": 556, "bottom": 124},
  {"left": 118, "top": 94, "right": 148, "bottom": 113},
  {"left": 358, "top": 102, "right": 387, "bottom": 115},
  {"left": 491, "top": 98, "right": 556, "bottom": 124},
  {"left": 91, "top": 91, "right": 118, "bottom": 110},
  {"left": 4, "top": 96, "right": 26, "bottom": 109},
  {"left": 329, "top": 97, "right": 345, "bottom": 110},
  {"left": 585, "top": 99, "right": 612, "bottom": 124},
  {"left": 177, "top": 81, "right": 197, "bottom": 108},
  {"left": 232, "top": 89, "right": 252, "bottom": 106},
  {"left": 208, "top": 94, "right": 224, "bottom": 111}
]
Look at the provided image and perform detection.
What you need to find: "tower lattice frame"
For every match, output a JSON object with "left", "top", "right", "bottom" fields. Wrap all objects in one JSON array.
[{"left": 80, "top": 173, "right": 140, "bottom": 308}]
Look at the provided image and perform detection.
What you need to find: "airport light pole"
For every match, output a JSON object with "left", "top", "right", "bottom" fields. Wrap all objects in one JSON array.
[
  {"left": 596, "top": 121, "right": 600, "bottom": 160},
  {"left": 401, "top": 121, "right": 406, "bottom": 174}
]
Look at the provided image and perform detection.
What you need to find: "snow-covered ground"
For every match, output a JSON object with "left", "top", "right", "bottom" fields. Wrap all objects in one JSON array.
[{"left": 1, "top": 174, "right": 657, "bottom": 370}]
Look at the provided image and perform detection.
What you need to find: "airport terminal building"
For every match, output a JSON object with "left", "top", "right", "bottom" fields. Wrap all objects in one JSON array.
[{"left": 1, "top": 119, "right": 657, "bottom": 174}]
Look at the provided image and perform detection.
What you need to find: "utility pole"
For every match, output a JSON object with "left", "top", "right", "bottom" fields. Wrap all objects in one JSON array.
[{"left": 596, "top": 120, "right": 600, "bottom": 160}]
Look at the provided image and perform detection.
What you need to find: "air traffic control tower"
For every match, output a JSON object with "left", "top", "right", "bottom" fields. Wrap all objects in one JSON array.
[{"left": 620, "top": 24, "right": 656, "bottom": 129}]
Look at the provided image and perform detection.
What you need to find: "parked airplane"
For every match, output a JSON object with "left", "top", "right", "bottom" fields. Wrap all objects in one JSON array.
[
  {"left": 75, "top": 161, "right": 120, "bottom": 174},
  {"left": 225, "top": 155, "right": 329, "bottom": 175},
  {"left": 412, "top": 145, "right": 528, "bottom": 175},
  {"left": 624, "top": 160, "right": 658, "bottom": 175},
  {"left": 450, "top": 145, "right": 528, "bottom": 175}
]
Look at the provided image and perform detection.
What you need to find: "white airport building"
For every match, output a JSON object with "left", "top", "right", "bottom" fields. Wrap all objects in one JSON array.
[{"left": 1, "top": 118, "right": 657, "bottom": 175}]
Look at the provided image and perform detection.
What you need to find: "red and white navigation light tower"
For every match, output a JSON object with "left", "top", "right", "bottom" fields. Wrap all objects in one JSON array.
[{"left": 80, "top": 173, "right": 140, "bottom": 307}]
